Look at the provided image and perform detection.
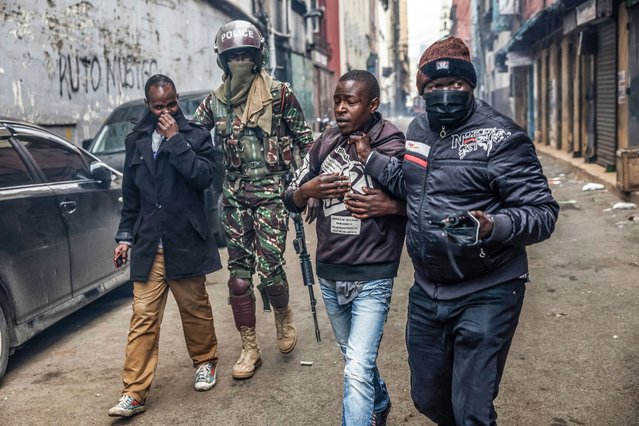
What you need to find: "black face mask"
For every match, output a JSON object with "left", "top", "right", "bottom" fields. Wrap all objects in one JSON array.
[{"left": 424, "top": 90, "right": 473, "bottom": 133}]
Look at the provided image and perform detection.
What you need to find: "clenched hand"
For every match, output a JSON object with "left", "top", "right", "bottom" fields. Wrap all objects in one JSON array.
[
  {"left": 344, "top": 187, "right": 406, "bottom": 219},
  {"left": 347, "top": 132, "right": 372, "bottom": 164}
]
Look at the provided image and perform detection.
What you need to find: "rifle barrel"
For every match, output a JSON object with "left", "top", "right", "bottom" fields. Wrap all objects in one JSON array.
[
  {"left": 291, "top": 212, "right": 321, "bottom": 343},
  {"left": 308, "top": 286, "right": 321, "bottom": 342}
]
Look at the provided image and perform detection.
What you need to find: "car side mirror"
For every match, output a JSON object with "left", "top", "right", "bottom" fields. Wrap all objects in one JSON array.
[
  {"left": 90, "top": 161, "right": 112, "bottom": 188},
  {"left": 82, "top": 139, "right": 93, "bottom": 150}
]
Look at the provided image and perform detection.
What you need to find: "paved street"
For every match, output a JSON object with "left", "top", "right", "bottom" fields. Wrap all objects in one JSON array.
[{"left": 1, "top": 129, "right": 638, "bottom": 425}]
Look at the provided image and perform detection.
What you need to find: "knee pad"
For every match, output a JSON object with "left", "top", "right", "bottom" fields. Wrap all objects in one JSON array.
[
  {"left": 228, "top": 276, "right": 256, "bottom": 329},
  {"left": 262, "top": 280, "right": 289, "bottom": 309},
  {"left": 228, "top": 276, "right": 251, "bottom": 297}
]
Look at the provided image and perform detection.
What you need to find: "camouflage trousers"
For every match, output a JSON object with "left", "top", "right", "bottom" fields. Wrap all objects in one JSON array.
[{"left": 222, "top": 176, "right": 290, "bottom": 292}]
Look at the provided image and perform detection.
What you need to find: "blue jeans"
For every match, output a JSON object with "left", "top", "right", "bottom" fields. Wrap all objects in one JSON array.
[
  {"left": 319, "top": 277, "right": 393, "bottom": 426},
  {"left": 406, "top": 279, "right": 526, "bottom": 426}
]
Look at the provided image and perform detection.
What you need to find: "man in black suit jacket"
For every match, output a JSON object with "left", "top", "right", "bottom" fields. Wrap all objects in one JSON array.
[{"left": 108, "top": 74, "right": 222, "bottom": 418}]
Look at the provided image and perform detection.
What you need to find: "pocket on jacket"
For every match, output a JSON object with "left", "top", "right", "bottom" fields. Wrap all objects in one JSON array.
[{"left": 187, "top": 213, "right": 208, "bottom": 240}]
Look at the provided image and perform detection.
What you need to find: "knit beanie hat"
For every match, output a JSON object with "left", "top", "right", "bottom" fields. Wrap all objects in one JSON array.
[{"left": 416, "top": 36, "right": 477, "bottom": 95}]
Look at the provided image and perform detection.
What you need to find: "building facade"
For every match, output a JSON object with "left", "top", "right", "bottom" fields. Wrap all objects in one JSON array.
[
  {"left": 449, "top": 0, "right": 639, "bottom": 194},
  {"left": 1, "top": 0, "right": 263, "bottom": 143},
  {"left": 1, "top": 0, "right": 411, "bottom": 143}
]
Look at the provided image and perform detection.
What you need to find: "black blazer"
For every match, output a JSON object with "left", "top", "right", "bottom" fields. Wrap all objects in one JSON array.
[{"left": 116, "top": 109, "right": 222, "bottom": 281}]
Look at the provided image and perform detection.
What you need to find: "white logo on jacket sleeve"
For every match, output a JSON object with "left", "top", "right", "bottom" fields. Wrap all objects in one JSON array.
[
  {"left": 450, "top": 128, "right": 512, "bottom": 159},
  {"left": 406, "top": 140, "right": 431, "bottom": 158}
]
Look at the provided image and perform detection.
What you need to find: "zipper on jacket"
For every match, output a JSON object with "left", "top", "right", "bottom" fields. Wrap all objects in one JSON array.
[
  {"left": 417, "top": 143, "right": 431, "bottom": 261},
  {"left": 440, "top": 125, "right": 447, "bottom": 139},
  {"left": 479, "top": 247, "right": 486, "bottom": 258}
]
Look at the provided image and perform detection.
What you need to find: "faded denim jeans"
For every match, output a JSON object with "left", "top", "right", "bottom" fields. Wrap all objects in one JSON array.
[{"left": 319, "top": 277, "right": 394, "bottom": 426}]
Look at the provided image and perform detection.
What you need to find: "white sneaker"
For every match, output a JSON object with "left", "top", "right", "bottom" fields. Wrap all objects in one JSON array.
[
  {"left": 107, "top": 395, "right": 145, "bottom": 417},
  {"left": 194, "top": 362, "right": 217, "bottom": 391}
]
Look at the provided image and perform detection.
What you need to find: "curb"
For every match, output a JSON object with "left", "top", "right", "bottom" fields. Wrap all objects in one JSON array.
[{"left": 535, "top": 143, "right": 639, "bottom": 205}]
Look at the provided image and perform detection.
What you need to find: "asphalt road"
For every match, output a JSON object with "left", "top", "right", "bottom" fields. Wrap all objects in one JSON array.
[{"left": 1, "top": 120, "right": 638, "bottom": 425}]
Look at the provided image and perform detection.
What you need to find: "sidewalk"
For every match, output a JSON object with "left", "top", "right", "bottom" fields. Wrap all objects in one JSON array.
[{"left": 535, "top": 142, "right": 639, "bottom": 205}]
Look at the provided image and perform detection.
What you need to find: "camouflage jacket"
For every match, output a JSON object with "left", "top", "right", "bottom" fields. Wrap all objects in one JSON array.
[{"left": 193, "top": 80, "right": 314, "bottom": 179}]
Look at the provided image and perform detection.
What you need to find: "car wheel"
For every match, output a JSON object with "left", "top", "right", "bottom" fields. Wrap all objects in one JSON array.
[{"left": 0, "top": 304, "right": 9, "bottom": 381}]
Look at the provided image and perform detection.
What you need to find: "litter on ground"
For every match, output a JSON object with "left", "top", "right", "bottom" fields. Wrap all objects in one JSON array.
[{"left": 582, "top": 183, "right": 605, "bottom": 191}]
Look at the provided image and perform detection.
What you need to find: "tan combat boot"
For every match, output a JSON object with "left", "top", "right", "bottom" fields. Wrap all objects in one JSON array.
[
  {"left": 274, "top": 306, "right": 297, "bottom": 354},
  {"left": 232, "top": 326, "right": 262, "bottom": 379}
]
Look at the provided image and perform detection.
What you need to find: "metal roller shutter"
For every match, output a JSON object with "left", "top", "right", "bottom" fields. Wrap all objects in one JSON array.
[
  {"left": 595, "top": 19, "right": 617, "bottom": 170},
  {"left": 629, "top": 6, "right": 639, "bottom": 147}
]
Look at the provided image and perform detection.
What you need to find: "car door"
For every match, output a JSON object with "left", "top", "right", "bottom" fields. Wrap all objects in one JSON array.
[
  {"left": 0, "top": 133, "right": 72, "bottom": 323},
  {"left": 11, "top": 126, "right": 123, "bottom": 296}
]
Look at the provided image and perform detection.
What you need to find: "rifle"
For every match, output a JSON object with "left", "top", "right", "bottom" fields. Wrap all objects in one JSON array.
[{"left": 291, "top": 212, "right": 321, "bottom": 342}]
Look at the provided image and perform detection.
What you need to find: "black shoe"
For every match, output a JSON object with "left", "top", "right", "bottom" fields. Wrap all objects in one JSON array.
[{"left": 373, "top": 401, "right": 392, "bottom": 426}]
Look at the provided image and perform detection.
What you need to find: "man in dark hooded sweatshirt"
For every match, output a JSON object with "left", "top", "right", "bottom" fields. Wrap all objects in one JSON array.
[{"left": 282, "top": 70, "right": 405, "bottom": 426}]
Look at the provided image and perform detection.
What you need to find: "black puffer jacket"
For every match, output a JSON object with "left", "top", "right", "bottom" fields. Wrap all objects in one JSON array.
[{"left": 366, "top": 99, "right": 559, "bottom": 299}]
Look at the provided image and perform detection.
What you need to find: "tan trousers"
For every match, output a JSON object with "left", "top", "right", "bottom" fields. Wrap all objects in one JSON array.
[{"left": 121, "top": 250, "right": 218, "bottom": 403}]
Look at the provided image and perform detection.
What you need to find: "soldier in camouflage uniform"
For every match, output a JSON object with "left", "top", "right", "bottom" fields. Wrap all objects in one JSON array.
[{"left": 193, "top": 20, "right": 314, "bottom": 379}]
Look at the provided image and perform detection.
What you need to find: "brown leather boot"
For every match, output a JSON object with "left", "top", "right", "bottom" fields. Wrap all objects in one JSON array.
[
  {"left": 232, "top": 326, "right": 262, "bottom": 379},
  {"left": 274, "top": 306, "right": 297, "bottom": 354}
]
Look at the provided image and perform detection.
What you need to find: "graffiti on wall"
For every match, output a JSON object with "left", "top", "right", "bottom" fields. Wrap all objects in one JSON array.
[{"left": 58, "top": 53, "right": 159, "bottom": 99}]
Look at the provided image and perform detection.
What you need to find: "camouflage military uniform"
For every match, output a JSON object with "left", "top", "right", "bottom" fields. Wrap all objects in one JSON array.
[{"left": 193, "top": 80, "right": 313, "bottom": 312}]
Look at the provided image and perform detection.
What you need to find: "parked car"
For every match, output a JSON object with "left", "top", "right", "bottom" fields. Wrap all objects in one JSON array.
[
  {"left": 84, "top": 90, "right": 226, "bottom": 247},
  {"left": 0, "top": 118, "right": 129, "bottom": 380}
]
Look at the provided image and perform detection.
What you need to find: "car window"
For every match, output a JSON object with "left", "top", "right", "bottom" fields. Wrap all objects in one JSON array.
[
  {"left": 16, "top": 136, "right": 91, "bottom": 183},
  {"left": 91, "top": 104, "right": 147, "bottom": 155},
  {"left": 0, "top": 139, "right": 34, "bottom": 188},
  {"left": 89, "top": 95, "right": 206, "bottom": 157},
  {"left": 180, "top": 96, "right": 206, "bottom": 118}
]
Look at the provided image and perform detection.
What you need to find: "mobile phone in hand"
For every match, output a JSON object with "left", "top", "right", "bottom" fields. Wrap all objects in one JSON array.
[{"left": 114, "top": 252, "right": 124, "bottom": 268}]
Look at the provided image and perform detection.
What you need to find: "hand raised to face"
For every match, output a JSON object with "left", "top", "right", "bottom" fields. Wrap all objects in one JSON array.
[{"left": 157, "top": 112, "right": 178, "bottom": 139}]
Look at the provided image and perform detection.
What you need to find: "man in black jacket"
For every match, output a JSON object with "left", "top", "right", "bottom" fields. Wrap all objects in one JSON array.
[
  {"left": 108, "top": 74, "right": 222, "bottom": 417},
  {"left": 350, "top": 38, "right": 559, "bottom": 425}
]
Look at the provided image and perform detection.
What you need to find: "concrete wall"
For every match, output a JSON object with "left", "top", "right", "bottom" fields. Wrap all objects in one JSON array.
[
  {"left": 290, "top": 52, "right": 316, "bottom": 121},
  {"left": 376, "top": 0, "right": 393, "bottom": 115},
  {"left": 0, "top": 0, "right": 242, "bottom": 144},
  {"left": 339, "top": 0, "right": 371, "bottom": 71},
  {"left": 325, "top": 0, "right": 341, "bottom": 77},
  {"left": 451, "top": 0, "right": 472, "bottom": 49}
]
